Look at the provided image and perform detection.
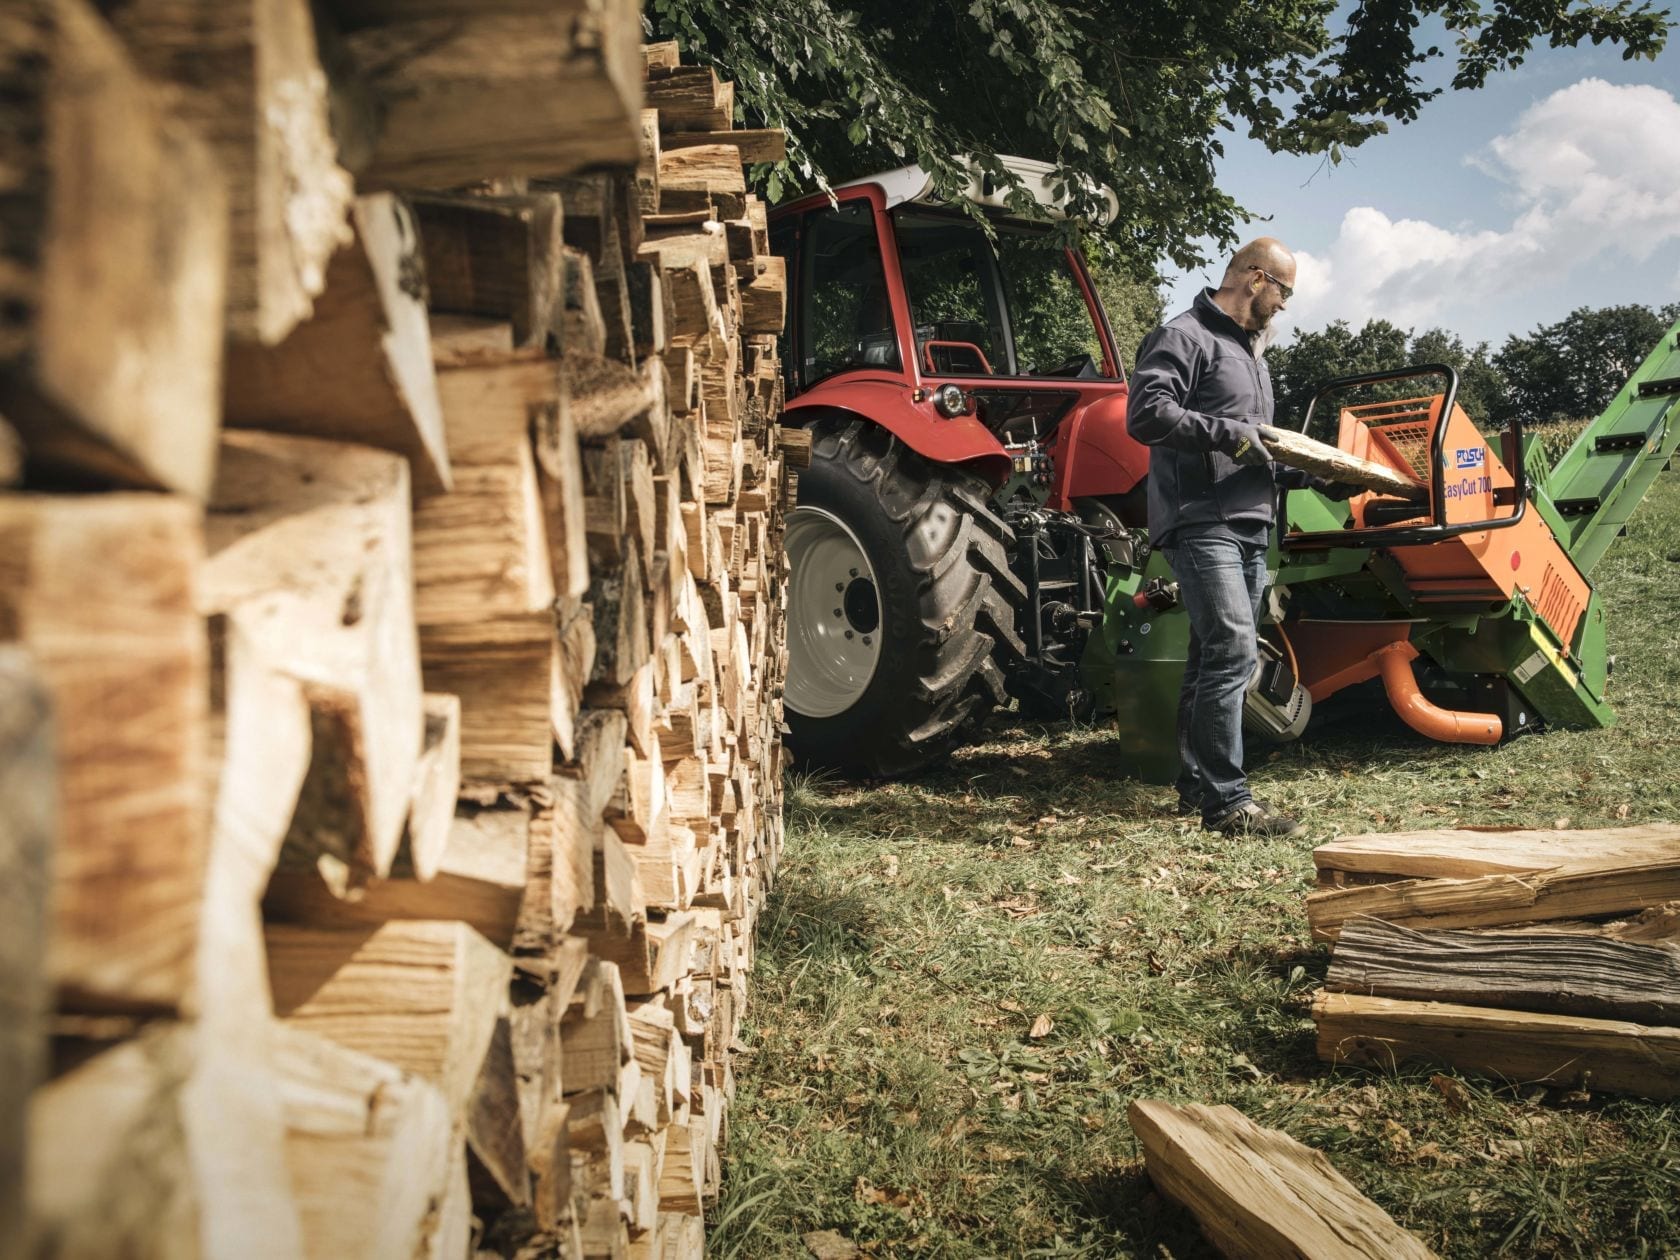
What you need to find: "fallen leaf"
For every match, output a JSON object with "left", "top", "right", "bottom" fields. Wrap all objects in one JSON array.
[
  {"left": 1028, "top": 1013, "right": 1055, "bottom": 1039},
  {"left": 998, "top": 998, "right": 1024, "bottom": 1013},
  {"left": 1616, "top": 803, "right": 1631, "bottom": 819},
  {"left": 1432, "top": 1074, "right": 1472, "bottom": 1112},
  {"left": 881, "top": 854, "right": 900, "bottom": 880},
  {"left": 1554, "top": 816, "right": 1573, "bottom": 830},
  {"left": 804, "top": 1230, "right": 861, "bottom": 1260}
]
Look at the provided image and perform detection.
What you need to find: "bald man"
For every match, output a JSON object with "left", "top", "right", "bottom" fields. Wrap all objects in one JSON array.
[{"left": 1126, "top": 238, "right": 1355, "bottom": 836}]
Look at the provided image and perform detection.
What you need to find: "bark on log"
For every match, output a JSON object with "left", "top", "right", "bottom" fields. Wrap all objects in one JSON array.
[{"left": 1260, "top": 425, "right": 1426, "bottom": 500}]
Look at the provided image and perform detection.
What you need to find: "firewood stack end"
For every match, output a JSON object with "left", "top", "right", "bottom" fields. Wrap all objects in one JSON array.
[{"left": 3, "top": 7, "right": 793, "bottom": 1256}]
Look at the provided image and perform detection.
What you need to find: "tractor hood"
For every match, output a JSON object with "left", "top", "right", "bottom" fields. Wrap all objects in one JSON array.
[{"left": 832, "top": 155, "right": 1119, "bottom": 226}]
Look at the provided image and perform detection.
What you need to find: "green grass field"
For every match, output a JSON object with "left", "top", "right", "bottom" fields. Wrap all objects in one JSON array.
[{"left": 709, "top": 470, "right": 1680, "bottom": 1258}]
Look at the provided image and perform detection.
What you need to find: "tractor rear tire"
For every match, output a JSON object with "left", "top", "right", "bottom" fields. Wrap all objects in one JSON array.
[{"left": 783, "top": 419, "right": 1026, "bottom": 777}]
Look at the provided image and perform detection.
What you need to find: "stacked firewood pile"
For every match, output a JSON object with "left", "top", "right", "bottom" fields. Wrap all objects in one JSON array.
[
  {"left": 1308, "top": 824, "right": 1680, "bottom": 1100},
  {"left": 2, "top": 2, "right": 799, "bottom": 1255}
]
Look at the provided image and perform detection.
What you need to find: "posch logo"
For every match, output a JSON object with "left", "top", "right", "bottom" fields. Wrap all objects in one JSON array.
[{"left": 1455, "top": 447, "right": 1486, "bottom": 470}]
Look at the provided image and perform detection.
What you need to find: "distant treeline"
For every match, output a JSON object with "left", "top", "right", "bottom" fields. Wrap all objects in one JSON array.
[{"left": 1266, "top": 302, "right": 1680, "bottom": 433}]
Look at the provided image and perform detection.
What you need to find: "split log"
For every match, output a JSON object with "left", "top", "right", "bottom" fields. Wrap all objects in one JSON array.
[
  {"left": 0, "top": 0, "right": 227, "bottom": 498},
  {"left": 1306, "top": 856, "right": 1680, "bottom": 941},
  {"left": 739, "top": 255, "right": 787, "bottom": 335},
  {"left": 0, "top": 494, "right": 207, "bottom": 1013},
  {"left": 419, "top": 613, "right": 557, "bottom": 784},
  {"left": 644, "top": 66, "right": 733, "bottom": 132},
  {"left": 207, "top": 432, "right": 423, "bottom": 887},
  {"left": 657, "top": 145, "right": 746, "bottom": 198},
  {"left": 1313, "top": 991, "right": 1680, "bottom": 1099},
  {"left": 98, "top": 0, "right": 353, "bottom": 344},
  {"left": 267, "top": 919, "right": 512, "bottom": 1111},
  {"left": 1260, "top": 425, "right": 1426, "bottom": 500},
  {"left": 224, "top": 194, "right": 451, "bottom": 496},
  {"left": 345, "top": 3, "right": 643, "bottom": 190},
  {"left": 25, "top": 1024, "right": 199, "bottom": 1260},
  {"left": 534, "top": 398, "right": 591, "bottom": 603},
  {"left": 396, "top": 693, "right": 464, "bottom": 881},
  {"left": 662, "top": 128, "right": 786, "bottom": 165},
  {"left": 0, "top": 652, "right": 52, "bottom": 1260},
  {"left": 276, "top": 1024, "right": 454, "bottom": 1260},
  {"left": 467, "top": 1016, "right": 532, "bottom": 1209},
  {"left": 1314, "top": 824, "right": 1680, "bottom": 887},
  {"left": 434, "top": 350, "right": 559, "bottom": 464},
  {"left": 1128, "top": 1099, "right": 1438, "bottom": 1260},
  {"left": 413, "top": 192, "right": 565, "bottom": 349},
  {"left": 1326, "top": 916, "right": 1680, "bottom": 1025}
]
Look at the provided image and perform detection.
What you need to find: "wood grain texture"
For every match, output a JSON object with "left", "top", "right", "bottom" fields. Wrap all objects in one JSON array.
[
  {"left": 1129, "top": 1099, "right": 1438, "bottom": 1260},
  {"left": 1314, "top": 991, "right": 1680, "bottom": 1099},
  {"left": 0, "top": 0, "right": 227, "bottom": 498},
  {"left": 1314, "top": 824, "right": 1680, "bottom": 886},
  {"left": 1326, "top": 916, "right": 1680, "bottom": 1025},
  {"left": 1260, "top": 424, "right": 1426, "bottom": 500},
  {"left": 0, "top": 494, "right": 208, "bottom": 1013}
]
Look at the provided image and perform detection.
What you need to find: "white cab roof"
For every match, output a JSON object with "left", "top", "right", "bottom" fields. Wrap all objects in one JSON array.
[{"left": 832, "top": 155, "right": 1119, "bottom": 226}]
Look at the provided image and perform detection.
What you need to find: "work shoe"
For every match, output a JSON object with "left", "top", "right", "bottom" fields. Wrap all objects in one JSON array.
[
  {"left": 1205, "top": 800, "right": 1303, "bottom": 837},
  {"left": 1174, "top": 795, "right": 1199, "bottom": 817}
]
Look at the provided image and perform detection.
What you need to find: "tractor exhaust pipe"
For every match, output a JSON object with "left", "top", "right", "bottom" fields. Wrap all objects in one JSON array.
[{"left": 1371, "top": 642, "right": 1503, "bottom": 745}]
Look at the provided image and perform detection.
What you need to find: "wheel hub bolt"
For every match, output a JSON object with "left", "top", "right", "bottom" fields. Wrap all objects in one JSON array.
[{"left": 845, "top": 631, "right": 854, "bottom": 639}]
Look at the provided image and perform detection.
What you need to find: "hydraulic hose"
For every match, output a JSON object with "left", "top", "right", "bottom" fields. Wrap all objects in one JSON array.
[{"left": 1371, "top": 642, "right": 1503, "bottom": 745}]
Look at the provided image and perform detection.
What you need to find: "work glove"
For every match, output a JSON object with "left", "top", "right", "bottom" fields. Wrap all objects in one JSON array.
[{"left": 1225, "top": 421, "right": 1273, "bottom": 468}]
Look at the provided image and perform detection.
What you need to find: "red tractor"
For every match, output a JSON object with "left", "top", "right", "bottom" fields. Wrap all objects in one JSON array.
[{"left": 771, "top": 158, "right": 1150, "bottom": 775}]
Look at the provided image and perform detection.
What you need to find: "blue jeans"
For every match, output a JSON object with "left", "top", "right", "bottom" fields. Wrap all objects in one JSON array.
[{"left": 1162, "top": 527, "right": 1269, "bottom": 821}]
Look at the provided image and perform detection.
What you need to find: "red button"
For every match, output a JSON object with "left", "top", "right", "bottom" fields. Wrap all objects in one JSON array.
[{"left": 1511, "top": 551, "right": 1521, "bottom": 571}]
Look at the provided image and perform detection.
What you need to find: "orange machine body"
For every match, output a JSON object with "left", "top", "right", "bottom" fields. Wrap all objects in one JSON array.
[{"left": 1337, "top": 395, "right": 1592, "bottom": 654}]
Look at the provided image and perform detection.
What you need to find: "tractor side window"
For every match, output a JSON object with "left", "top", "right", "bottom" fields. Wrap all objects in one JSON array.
[
  {"left": 895, "top": 212, "right": 1008, "bottom": 375},
  {"left": 799, "top": 202, "right": 899, "bottom": 386},
  {"left": 994, "top": 232, "right": 1111, "bottom": 378}
]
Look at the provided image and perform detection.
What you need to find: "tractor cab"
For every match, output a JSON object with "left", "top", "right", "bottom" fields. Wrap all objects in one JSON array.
[{"left": 770, "top": 159, "right": 1153, "bottom": 775}]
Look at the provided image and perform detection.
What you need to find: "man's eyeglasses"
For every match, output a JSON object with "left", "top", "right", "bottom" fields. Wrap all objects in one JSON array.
[{"left": 1252, "top": 267, "right": 1293, "bottom": 302}]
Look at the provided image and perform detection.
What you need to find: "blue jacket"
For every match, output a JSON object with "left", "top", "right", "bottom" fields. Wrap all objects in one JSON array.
[{"left": 1127, "top": 289, "right": 1309, "bottom": 547}]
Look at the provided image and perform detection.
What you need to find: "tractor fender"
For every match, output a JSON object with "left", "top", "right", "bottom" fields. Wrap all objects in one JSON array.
[
  {"left": 784, "top": 379, "right": 1011, "bottom": 483},
  {"left": 1051, "top": 388, "right": 1149, "bottom": 505}
]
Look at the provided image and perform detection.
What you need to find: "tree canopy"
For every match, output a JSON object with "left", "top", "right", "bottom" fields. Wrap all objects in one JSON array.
[{"left": 646, "top": 0, "right": 1671, "bottom": 272}]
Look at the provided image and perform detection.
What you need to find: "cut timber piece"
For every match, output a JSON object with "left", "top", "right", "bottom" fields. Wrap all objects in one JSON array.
[
  {"left": 534, "top": 398, "right": 591, "bottom": 602},
  {"left": 467, "top": 1017, "right": 531, "bottom": 1209},
  {"left": 99, "top": 0, "right": 352, "bottom": 343},
  {"left": 1306, "top": 857, "right": 1680, "bottom": 942},
  {"left": 778, "top": 424, "right": 812, "bottom": 469},
  {"left": 420, "top": 613, "right": 556, "bottom": 783},
  {"left": 644, "top": 65, "right": 733, "bottom": 132},
  {"left": 0, "top": 0, "right": 226, "bottom": 498},
  {"left": 413, "top": 193, "right": 564, "bottom": 349},
  {"left": 434, "top": 351, "right": 559, "bottom": 465},
  {"left": 0, "top": 495, "right": 206, "bottom": 1013},
  {"left": 641, "top": 39, "right": 680, "bottom": 72},
  {"left": 224, "top": 194, "right": 450, "bottom": 496},
  {"left": 635, "top": 109, "right": 661, "bottom": 214},
  {"left": 1259, "top": 425, "right": 1426, "bottom": 501},
  {"left": 561, "top": 961, "right": 632, "bottom": 1094},
  {"left": 662, "top": 128, "right": 786, "bottom": 165},
  {"left": 638, "top": 224, "right": 728, "bottom": 273},
  {"left": 276, "top": 1024, "right": 453, "bottom": 1260},
  {"left": 207, "top": 432, "right": 422, "bottom": 886},
  {"left": 394, "top": 692, "right": 462, "bottom": 881},
  {"left": 264, "top": 797, "right": 533, "bottom": 949},
  {"left": 1128, "top": 1099, "right": 1438, "bottom": 1260},
  {"left": 1314, "top": 824, "right": 1680, "bottom": 886},
  {"left": 589, "top": 913, "right": 699, "bottom": 999},
  {"left": 346, "top": 3, "right": 643, "bottom": 189},
  {"left": 739, "top": 255, "right": 787, "bottom": 335},
  {"left": 0, "top": 652, "right": 52, "bottom": 1259},
  {"left": 0, "top": 417, "right": 19, "bottom": 486},
  {"left": 1314, "top": 991, "right": 1680, "bottom": 1100},
  {"left": 1325, "top": 917, "right": 1680, "bottom": 1025},
  {"left": 268, "top": 919, "right": 511, "bottom": 1111},
  {"left": 571, "top": 353, "right": 662, "bottom": 439},
  {"left": 25, "top": 1023, "right": 199, "bottom": 1260},
  {"left": 411, "top": 438, "right": 555, "bottom": 623},
  {"left": 657, "top": 144, "right": 746, "bottom": 197}
]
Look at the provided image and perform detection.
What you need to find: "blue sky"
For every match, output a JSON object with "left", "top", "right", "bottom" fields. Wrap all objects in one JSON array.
[{"left": 1161, "top": 34, "right": 1680, "bottom": 348}]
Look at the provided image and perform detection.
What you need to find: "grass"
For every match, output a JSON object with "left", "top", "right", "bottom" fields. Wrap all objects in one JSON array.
[{"left": 708, "top": 469, "right": 1680, "bottom": 1257}]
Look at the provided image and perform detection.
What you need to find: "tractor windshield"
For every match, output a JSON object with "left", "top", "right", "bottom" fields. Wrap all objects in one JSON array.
[{"left": 894, "top": 211, "right": 1111, "bottom": 379}]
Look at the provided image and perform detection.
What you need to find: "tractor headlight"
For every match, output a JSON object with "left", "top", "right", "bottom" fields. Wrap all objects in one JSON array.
[{"left": 934, "top": 383, "right": 967, "bottom": 418}]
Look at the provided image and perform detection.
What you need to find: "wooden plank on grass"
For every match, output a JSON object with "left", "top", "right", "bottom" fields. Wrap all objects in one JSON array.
[
  {"left": 1306, "top": 857, "right": 1680, "bottom": 942},
  {"left": 1326, "top": 917, "right": 1680, "bottom": 1025},
  {"left": 1313, "top": 991, "right": 1680, "bottom": 1099},
  {"left": 1314, "top": 824, "right": 1680, "bottom": 886},
  {"left": 1128, "top": 1099, "right": 1438, "bottom": 1260}
]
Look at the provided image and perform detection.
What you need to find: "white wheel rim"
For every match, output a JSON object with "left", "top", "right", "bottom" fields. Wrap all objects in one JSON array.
[{"left": 784, "top": 506, "right": 883, "bottom": 718}]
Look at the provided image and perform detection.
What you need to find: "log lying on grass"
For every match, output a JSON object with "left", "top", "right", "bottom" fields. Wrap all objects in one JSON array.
[
  {"left": 1314, "top": 824, "right": 1680, "bottom": 887},
  {"left": 1128, "top": 1099, "right": 1439, "bottom": 1260},
  {"left": 1314, "top": 992, "right": 1680, "bottom": 1099},
  {"left": 1325, "top": 916, "right": 1680, "bottom": 1025}
]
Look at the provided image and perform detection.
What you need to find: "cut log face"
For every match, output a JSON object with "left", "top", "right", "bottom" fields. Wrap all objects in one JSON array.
[
  {"left": 206, "top": 431, "right": 424, "bottom": 886},
  {"left": 1, "top": 0, "right": 229, "bottom": 499},
  {"left": 413, "top": 192, "right": 565, "bottom": 349},
  {"left": 1314, "top": 991, "right": 1680, "bottom": 1099},
  {"left": 0, "top": 494, "right": 208, "bottom": 1013},
  {"left": 420, "top": 614, "right": 557, "bottom": 784},
  {"left": 223, "top": 193, "right": 451, "bottom": 496},
  {"left": 1128, "top": 1099, "right": 1439, "bottom": 1260},
  {"left": 1325, "top": 916, "right": 1680, "bottom": 1025},
  {"left": 276, "top": 1024, "right": 454, "bottom": 1260},
  {"left": 346, "top": 5, "right": 643, "bottom": 190}
]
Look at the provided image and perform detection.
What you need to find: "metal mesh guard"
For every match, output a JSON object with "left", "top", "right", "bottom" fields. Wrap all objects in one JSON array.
[{"left": 1368, "top": 421, "right": 1433, "bottom": 482}]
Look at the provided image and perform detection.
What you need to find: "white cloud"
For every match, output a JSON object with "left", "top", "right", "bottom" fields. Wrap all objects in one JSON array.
[{"left": 1277, "top": 79, "right": 1680, "bottom": 338}]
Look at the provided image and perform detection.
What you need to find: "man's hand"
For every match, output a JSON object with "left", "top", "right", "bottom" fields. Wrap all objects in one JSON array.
[{"left": 1226, "top": 422, "right": 1273, "bottom": 468}]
